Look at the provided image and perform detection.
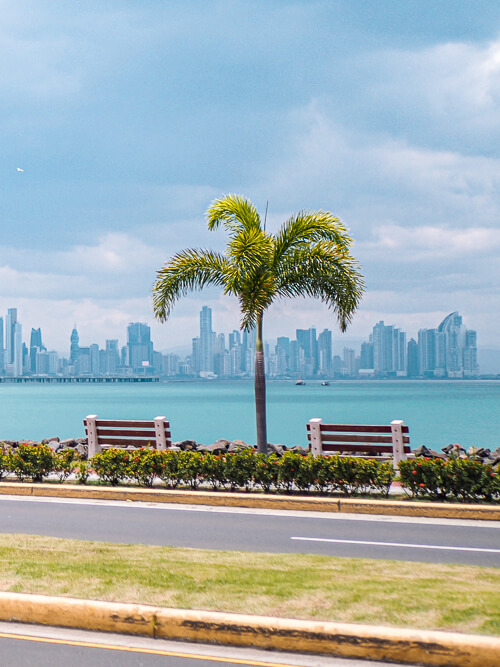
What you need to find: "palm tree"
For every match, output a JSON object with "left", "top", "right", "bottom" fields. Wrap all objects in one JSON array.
[{"left": 153, "top": 195, "right": 364, "bottom": 454}]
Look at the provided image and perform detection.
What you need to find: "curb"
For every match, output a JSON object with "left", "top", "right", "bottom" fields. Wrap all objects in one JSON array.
[
  {"left": 0, "top": 592, "right": 499, "bottom": 667},
  {"left": 0, "top": 481, "right": 499, "bottom": 520}
]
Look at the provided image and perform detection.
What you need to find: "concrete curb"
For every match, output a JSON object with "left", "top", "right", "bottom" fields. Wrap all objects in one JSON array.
[
  {"left": 0, "top": 481, "right": 499, "bottom": 520},
  {"left": 0, "top": 592, "right": 499, "bottom": 667}
]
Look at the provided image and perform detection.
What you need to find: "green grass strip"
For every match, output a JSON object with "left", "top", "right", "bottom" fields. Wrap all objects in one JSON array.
[{"left": 1, "top": 534, "right": 499, "bottom": 636}]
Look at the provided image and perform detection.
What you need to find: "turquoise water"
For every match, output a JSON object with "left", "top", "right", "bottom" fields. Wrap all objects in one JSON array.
[
  {"left": 0, "top": 381, "right": 500, "bottom": 449},
  {"left": 0, "top": 380, "right": 498, "bottom": 451}
]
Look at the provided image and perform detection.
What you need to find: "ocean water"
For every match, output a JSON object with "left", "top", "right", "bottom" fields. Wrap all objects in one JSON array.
[{"left": 0, "top": 380, "right": 499, "bottom": 452}]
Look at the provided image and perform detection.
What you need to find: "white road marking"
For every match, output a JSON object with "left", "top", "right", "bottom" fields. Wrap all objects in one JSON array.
[
  {"left": 0, "top": 494, "right": 498, "bottom": 528},
  {"left": 291, "top": 536, "right": 500, "bottom": 554}
]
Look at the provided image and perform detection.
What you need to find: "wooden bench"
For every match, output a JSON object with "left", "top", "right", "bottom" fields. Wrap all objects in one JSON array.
[
  {"left": 84, "top": 415, "right": 171, "bottom": 458},
  {"left": 307, "top": 419, "right": 411, "bottom": 469}
]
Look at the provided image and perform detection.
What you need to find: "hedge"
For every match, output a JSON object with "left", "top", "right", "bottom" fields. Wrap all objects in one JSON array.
[{"left": 1, "top": 444, "right": 499, "bottom": 502}]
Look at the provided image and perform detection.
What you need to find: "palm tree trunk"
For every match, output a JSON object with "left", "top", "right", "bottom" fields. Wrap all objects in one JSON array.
[{"left": 254, "top": 313, "right": 267, "bottom": 454}]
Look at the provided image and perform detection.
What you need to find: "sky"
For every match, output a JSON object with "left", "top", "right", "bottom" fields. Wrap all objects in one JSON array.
[{"left": 1, "top": 0, "right": 500, "bottom": 361}]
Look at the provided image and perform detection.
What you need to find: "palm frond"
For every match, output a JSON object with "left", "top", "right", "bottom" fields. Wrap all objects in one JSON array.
[
  {"left": 273, "top": 211, "right": 352, "bottom": 265},
  {"left": 152, "top": 249, "right": 229, "bottom": 322},
  {"left": 206, "top": 194, "right": 262, "bottom": 236},
  {"left": 275, "top": 245, "right": 365, "bottom": 331}
]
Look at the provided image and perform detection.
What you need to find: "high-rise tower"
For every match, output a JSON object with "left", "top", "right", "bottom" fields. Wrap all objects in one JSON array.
[{"left": 199, "top": 306, "right": 213, "bottom": 373}]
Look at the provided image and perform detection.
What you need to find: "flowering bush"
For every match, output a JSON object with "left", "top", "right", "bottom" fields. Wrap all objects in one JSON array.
[
  {"left": 92, "top": 448, "right": 131, "bottom": 485},
  {"left": 9, "top": 444, "right": 55, "bottom": 482},
  {"left": 53, "top": 449, "right": 80, "bottom": 483},
  {"left": 224, "top": 448, "right": 256, "bottom": 492},
  {"left": 0, "top": 446, "right": 11, "bottom": 481},
  {"left": 399, "top": 457, "right": 499, "bottom": 502},
  {"left": 253, "top": 453, "right": 280, "bottom": 492},
  {"left": 201, "top": 452, "right": 228, "bottom": 490}
]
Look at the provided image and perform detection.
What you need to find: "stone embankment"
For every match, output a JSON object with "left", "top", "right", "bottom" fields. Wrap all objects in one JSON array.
[
  {"left": 1, "top": 438, "right": 500, "bottom": 467},
  {"left": 0, "top": 437, "right": 300, "bottom": 460}
]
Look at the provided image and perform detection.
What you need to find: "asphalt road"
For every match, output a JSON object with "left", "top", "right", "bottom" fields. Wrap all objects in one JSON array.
[
  {"left": 0, "top": 623, "right": 410, "bottom": 667},
  {"left": 0, "top": 495, "right": 499, "bottom": 566}
]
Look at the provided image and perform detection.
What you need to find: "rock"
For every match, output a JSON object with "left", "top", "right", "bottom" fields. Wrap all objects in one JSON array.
[
  {"left": 75, "top": 438, "right": 87, "bottom": 445},
  {"left": 42, "top": 437, "right": 60, "bottom": 444},
  {"left": 442, "top": 444, "right": 466, "bottom": 457},
  {"left": 205, "top": 442, "right": 227, "bottom": 453},
  {"left": 60, "top": 438, "right": 77, "bottom": 448},
  {"left": 266, "top": 443, "right": 284, "bottom": 456},
  {"left": 75, "top": 443, "right": 88, "bottom": 458},
  {"left": 18, "top": 440, "right": 39, "bottom": 446},
  {"left": 176, "top": 440, "right": 198, "bottom": 451},
  {"left": 231, "top": 440, "right": 254, "bottom": 449}
]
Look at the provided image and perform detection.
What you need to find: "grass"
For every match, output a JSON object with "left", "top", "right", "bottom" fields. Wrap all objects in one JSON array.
[{"left": 1, "top": 534, "right": 499, "bottom": 636}]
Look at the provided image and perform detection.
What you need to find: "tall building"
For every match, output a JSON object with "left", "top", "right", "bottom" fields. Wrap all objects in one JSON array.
[
  {"left": 70, "top": 326, "right": 80, "bottom": 367},
  {"left": 436, "top": 312, "right": 479, "bottom": 378},
  {"left": 5, "top": 308, "right": 22, "bottom": 377},
  {"left": 127, "top": 323, "right": 153, "bottom": 370},
  {"left": 407, "top": 338, "right": 419, "bottom": 377},
  {"left": 199, "top": 306, "right": 213, "bottom": 374},
  {"left": 296, "top": 327, "right": 318, "bottom": 376},
  {"left": 372, "top": 321, "right": 406, "bottom": 376},
  {"left": 317, "top": 329, "right": 332, "bottom": 375}
]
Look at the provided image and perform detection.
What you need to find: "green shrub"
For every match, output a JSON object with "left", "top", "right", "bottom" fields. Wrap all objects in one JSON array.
[
  {"left": 439, "top": 459, "right": 498, "bottom": 502},
  {"left": 9, "top": 444, "right": 55, "bottom": 482},
  {"left": 0, "top": 446, "right": 11, "bottom": 481},
  {"left": 53, "top": 449, "right": 80, "bottom": 483},
  {"left": 76, "top": 459, "right": 90, "bottom": 485},
  {"left": 224, "top": 448, "right": 256, "bottom": 492},
  {"left": 201, "top": 452, "right": 228, "bottom": 490},
  {"left": 253, "top": 453, "right": 280, "bottom": 492},
  {"left": 153, "top": 450, "right": 183, "bottom": 488},
  {"left": 176, "top": 451, "right": 203, "bottom": 489},
  {"left": 92, "top": 448, "right": 131, "bottom": 485},
  {"left": 399, "top": 458, "right": 445, "bottom": 499},
  {"left": 399, "top": 457, "right": 500, "bottom": 502},
  {"left": 127, "top": 448, "right": 160, "bottom": 487}
]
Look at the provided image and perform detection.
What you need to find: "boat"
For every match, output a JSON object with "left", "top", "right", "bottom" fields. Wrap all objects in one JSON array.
[
  {"left": 321, "top": 381, "right": 329, "bottom": 386},
  {"left": 295, "top": 379, "right": 305, "bottom": 386}
]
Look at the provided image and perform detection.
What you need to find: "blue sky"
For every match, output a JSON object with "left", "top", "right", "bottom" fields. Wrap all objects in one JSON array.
[{"left": 1, "top": 0, "right": 500, "bottom": 356}]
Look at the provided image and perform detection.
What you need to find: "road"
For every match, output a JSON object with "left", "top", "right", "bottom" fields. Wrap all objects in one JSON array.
[
  {"left": 0, "top": 622, "right": 410, "bottom": 667},
  {"left": 0, "top": 495, "right": 499, "bottom": 566}
]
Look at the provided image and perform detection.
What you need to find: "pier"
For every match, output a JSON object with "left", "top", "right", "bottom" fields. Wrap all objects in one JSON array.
[{"left": 0, "top": 377, "right": 160, "bottom": 384}]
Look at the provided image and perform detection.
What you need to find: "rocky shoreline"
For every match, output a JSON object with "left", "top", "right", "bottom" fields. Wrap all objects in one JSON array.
[{"left": 1, "top": 438, "right": 499, "bottom": 467}]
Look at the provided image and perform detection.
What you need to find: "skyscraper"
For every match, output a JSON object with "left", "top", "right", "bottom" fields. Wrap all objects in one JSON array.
[
  {"left": 199, "top": 306, "right": 213, "bottom": 373},
  {"left": 127, "top": 323, "right": 153, "bottom": 370},
  {"left": 5, "top": 308, "right": 22, "bottom": 377},
  {"left": 70, "top": 326, "right": 80, "bottom": 367}
]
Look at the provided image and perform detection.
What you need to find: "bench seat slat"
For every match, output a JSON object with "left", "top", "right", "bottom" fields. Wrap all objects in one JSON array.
[
  {"left": 322, "top": 443, "right": 411, "bottom": 453},
  {"left": 85, "top": 419, "right": 167, "bottom": 429},
  {"left": 97, "top": 438, "right": 158, "bottom": 447},
  {"left": 307, "top": 423, "right": 409, "bottom": 434},
  {"left": 307, "top": 433, "right": 409, "bottom": 444},
  {"left": 96, "top": 428, "right": 157, "bottom": 438}
]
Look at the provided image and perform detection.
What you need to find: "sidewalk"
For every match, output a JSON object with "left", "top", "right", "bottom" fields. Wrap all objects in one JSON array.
[{"left": 0, "top": 480, "right": 498, "bottom": 520}]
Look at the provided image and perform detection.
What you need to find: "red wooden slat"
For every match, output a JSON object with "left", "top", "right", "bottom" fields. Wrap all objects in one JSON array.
[
  {"left": 96, "top": 428, "right": 156, "bottom": 438},
  {"left": 323, "top": 443, "right": 411, "bottom": 453},
  {"left": 97, "top": 438, "right": 157, "bottom": 447},
  {"left": 320, "top": 434, "right": 410, "bottom": 444},
  {"left": 306, "top": 423, "right": 409, "bottom": 434},
  {"left": 96, "top": 419, "right": 169, "bottom": 429},
  {"left": 320, "top": 434, "right": 392, "bottom": 444}
]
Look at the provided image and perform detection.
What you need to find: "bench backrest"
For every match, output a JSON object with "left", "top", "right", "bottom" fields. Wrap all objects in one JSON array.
[
  {"left": 84, "top": 415, "right": 171, "bottom": 458},
  {"left": 307, "top": 419, "right": 410, "bottom": 467}
]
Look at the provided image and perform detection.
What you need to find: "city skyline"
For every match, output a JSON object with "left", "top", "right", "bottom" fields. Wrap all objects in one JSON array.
[
  {"left": 0, "top": 304, "right": 486, "bottom": 378},
  {"left": 1, "top": 2, "right": 499, "bottom": 358}
]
